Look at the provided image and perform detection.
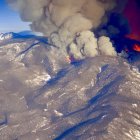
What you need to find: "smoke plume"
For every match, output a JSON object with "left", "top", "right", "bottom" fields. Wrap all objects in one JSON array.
[{"left": 7, "top": 0, "right": 118, "bottom": 59}]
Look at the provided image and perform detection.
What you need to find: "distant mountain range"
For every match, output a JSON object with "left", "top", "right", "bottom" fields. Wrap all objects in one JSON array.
[
  {"left": 0, "top": 31, "right": 36, "bottom": 40},
  {"left": 18, "top": 30, "right": 35, "bottom": 36},
  {"left": 0, "top": 31, "right": 47, "bottom": 43},
  {"left": 0, "top": 32, "right": 19, "bottom": 41}
]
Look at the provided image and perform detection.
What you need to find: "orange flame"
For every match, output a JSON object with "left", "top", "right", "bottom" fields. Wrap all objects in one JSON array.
[
  {"left": 126, "top": 34, "right": 140, "bottom": 42},
  {"left": 123, "top": 0, "right": 140, "bottom": 53},
  {"left": 126, "top": 34, "right": 140, "bottom": 52},
  {"left": 133, "top": 44, "right": 140, "bottom": 52},
  {"left": 66, "top": 56, "right": 72, "bottom": 63},
  {"left": 123, "top": 0, "right": 140, "bottom": 42}
]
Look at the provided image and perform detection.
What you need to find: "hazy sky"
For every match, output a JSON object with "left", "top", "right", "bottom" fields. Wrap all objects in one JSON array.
[{"left": 0, "top": 0, "right": 30, "bottom": 33}]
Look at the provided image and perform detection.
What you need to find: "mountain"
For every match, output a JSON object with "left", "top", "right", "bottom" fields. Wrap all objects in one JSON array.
[
  {"left": 18, "top": 30, "right": 35, "bottom": 36},
  {"left": 0, "top": 30, "right": 43, "bottom": 41},
  {"left": 0, "top": 31, "right": 49, "bottom": 47},
  {"left": 0, "top": 35, "right": 140, "bottom": 140},
  {"left": 0, "top": 32, "right": 21, "bottom": 41}
]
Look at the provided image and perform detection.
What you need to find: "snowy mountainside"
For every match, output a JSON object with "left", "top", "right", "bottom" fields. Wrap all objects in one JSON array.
[
  {"left": 0, "top": 37, "right": 140, "bottom": 140},
  {"left": 0, "top": 32, "right": 16, "bottom": 41},
  {"left": 0, "top": 32, "right": 30, "bottom": 41}
]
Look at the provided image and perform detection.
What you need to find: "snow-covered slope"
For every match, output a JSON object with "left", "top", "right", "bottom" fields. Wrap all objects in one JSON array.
[
  {"left": 1, "top": 32, "right": 28, "bottom": 41},
  {"left": 0, "top": 37, "right": 140, "bottom": 140},
  {"left": 0, "top": 32, "right": 14, "bottom": 41}
]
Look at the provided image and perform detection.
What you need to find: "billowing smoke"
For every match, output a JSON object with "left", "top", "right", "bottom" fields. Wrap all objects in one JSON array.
[{"left": 7, "top": 0, "right": 118, "bottom": 60}]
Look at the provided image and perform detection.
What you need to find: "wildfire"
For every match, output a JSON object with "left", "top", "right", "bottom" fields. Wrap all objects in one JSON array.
[
  {"left": 125, "top": 34, "right": 140, "bottom": 52},
  {"left": 133, "top": 44, "right": 140, "bottom": 52},
  {"left": 123, "top": 0, "right": 140, "bottom": 53},
  {"left": 66, "top": 56, "right": 76, "bottom": 63},
  {"left": 123, "top": 0, "right": 140, "bottom": 41},
  {"left": 126, "top": 34, "right": 140, "bottom": 42}
]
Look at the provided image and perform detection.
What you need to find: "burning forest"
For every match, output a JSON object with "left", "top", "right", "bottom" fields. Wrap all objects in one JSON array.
[{"left": 0, "top": 0, "right": 140, "bottom": 140}]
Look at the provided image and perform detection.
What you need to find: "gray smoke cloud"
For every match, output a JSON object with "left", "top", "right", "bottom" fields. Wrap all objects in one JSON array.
[{"left": 7, "top": 0, "right": 118, "bottom": 60}]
